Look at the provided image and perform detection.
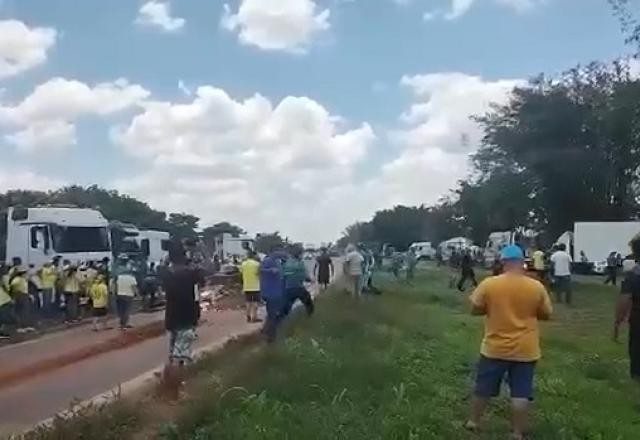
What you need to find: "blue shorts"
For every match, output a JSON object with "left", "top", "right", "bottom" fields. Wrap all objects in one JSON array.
[{"left": 474, "top": 355, "right": 536, "bottom": 399}]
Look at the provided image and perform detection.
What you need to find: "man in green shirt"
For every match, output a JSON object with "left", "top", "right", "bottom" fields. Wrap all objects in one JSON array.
[{"left": 282, "top": 246, "right": 314, "bottom": 318}]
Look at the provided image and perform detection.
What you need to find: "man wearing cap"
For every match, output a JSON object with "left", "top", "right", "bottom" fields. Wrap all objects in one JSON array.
[{"left": 466, "top": 245, "right": 553, "bottom": 440}]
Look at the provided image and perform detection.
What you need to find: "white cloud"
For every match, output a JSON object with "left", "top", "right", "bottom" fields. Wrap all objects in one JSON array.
[
  {"left": 111, "top": 85, "right": 375, "bottom": 242},
  {"left": 0, "top": 20, "right": 56, "bottom": 78},
  {"left": 367, "top": 72, "right": 523, "bottom": 209},
  {"left": 221, "top": 0, "right": 330, "bottom": 53},
  {"left": 0, "top": 167, "right": 63, "bottom": 192},
  {"left": 135, "top": 1, "right": 185, "bottom": 32},
  {"left": 494, "top": 0, "right": 542, "bottom": 13},
  {"left": 177, "top": 79, "right": 192, "bottom": 96},
  {"left": 1, "top": 77, "right": 149, "bottom": 152},
  {"left": 444, "top": 0, "right": 475, "bottom": 20}
]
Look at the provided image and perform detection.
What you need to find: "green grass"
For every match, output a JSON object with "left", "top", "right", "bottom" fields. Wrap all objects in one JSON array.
[
  {"left": 154, "top": 268, "right": 640, "bottom": 440},
  {"left": 17, "top": 266, "right": 640, "bottom": 439}
]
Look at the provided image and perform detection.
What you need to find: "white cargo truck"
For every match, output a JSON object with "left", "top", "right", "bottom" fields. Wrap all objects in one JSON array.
[
  {"left": 5, "top": 206, "right": 111, "bottom": 267},
  {"left": 569, "top": 222, "right": 640, "bottom": 274},
  {"left": 409, "top": 242, "right": 436, "bottom": 260},
  {"left": 136, "top": 229, "right": 170, "bottom": 265}
]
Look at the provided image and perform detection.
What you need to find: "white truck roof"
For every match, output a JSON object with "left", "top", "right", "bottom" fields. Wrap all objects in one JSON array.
[{"left": 13, "top": 207, "right": 108, "bottom": 227}]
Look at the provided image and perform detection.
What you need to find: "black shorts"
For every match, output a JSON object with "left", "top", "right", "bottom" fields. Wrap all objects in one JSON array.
[
  {"left": 244, "top": 291, "right": 261, "bottom": 303},
  {"left": 93, "top": 307, "right": 108, "bottom": 317},
  {"left": 474, "top": 355, "right": 536, "bottom": 399}
]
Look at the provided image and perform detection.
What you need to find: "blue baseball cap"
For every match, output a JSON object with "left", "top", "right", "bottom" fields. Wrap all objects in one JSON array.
[{"left": 500, "top": 244, "right": 524, "bottom": 261}]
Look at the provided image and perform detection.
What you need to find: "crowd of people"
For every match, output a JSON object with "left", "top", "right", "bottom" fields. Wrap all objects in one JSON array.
[{"left": 0, "top": 255, "right": 163, "bottom": 339}]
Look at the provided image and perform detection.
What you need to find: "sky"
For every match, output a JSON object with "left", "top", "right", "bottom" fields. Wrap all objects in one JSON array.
[{"left": 0, "top": 0, "right": 636, "bottom": 243}]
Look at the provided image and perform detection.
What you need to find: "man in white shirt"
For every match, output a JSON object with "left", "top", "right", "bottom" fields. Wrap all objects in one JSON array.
[
  {"left": 550, "top": 244, "right": 573, "bottom": 304},
  {"left": 115, "top": 270, "right": 138, "bottom": 329},
  {"left": 344, "top": 244, "right": 364, "bottom": 297}
]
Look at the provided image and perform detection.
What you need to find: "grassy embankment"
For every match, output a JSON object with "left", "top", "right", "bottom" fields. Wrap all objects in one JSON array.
[{"left": 19, "top": 266, "right": 640, "bottom": 439}]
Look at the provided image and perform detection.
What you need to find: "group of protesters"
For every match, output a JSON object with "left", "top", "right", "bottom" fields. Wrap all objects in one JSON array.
[{"left": 0, "top": 255, "right": 163, "bottom": 339}]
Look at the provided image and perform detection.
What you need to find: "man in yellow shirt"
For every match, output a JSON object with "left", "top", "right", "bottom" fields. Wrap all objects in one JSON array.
[
  {"left": 531, "top": 247, "right": 546, "bottom": 284},
  {"left": 63, "top": 264, "right": 81, "bottom": 323},
  {"left": 0, "top": 267, "right": 14, "bottom": 339},
  {"left": 39, "top": 260, "right": 57, "bottom": 318},
  {"left": 240, "top": 251, "right": 261, "bottom": 323},
  {"left": 89, "top": 275, "right": 109, "bottom": 331},
  {"left": 466, "top": 245, "right": 553, "bottom": 440},
  {"left": 10, "top": 266, "right": 35, "bottom": 333}
]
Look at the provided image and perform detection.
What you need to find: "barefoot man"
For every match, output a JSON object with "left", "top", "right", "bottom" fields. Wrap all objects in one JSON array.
[{"left": 466, "top": 244, "right": 553, "bottom": 439}]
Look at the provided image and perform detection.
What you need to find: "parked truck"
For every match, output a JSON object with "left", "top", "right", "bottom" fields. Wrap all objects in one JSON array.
[
  {"left": 4, "top": 206, "right": 111, "bottom": 267},
  {"left": 556, "top": 222, "right": 640, "bottom": 274}
]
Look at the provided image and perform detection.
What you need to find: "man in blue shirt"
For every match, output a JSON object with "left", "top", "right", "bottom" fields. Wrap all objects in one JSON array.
[
  {"left": 260, "top": 247, "right": 285, "bottom": 343},
  {"left": 282, "top": 245, "right": 314, "bottom": 318}
]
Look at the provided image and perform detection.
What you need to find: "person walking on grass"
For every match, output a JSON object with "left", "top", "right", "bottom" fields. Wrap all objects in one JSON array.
[
  {"left": 89, "top": 274, "right": 109, "bottom": 331},
  {"left": 605, "top": 251, "right": 619, "bottom": 286},
  {"left": 550, "top": 243, "right": 573, "bottom": 304},
  {"left": 314, "top": 247, "right": 334, "bottom": 290},
  {"left": 614, "top": 236, "right": 640, "bottom": 391},
  {"left": 260, "top": 247, "right": 285, "bottom": 343},
  {"left": 160, "top": 241, "right": 205, "bottom": 400},
  {"left": 282, "top": 245, "right": 314, "bottom": 318},
  {"left": 466, "top": 245, "right": 553, "bottom": 440},
  {"left": 345, "top": 244, "right": 364, "bottom": 297},
  {"left": 457, "top": 250, "right": 478, "bottom": 292},
  {"left": 115, "top": 268, "right": 138, "bottom": 330},
  {"left": 240, "top": 251, "right": 262, "bottom": 323},
  {"left": 405, "top": 249, "right": 417, "bottom": 283}
]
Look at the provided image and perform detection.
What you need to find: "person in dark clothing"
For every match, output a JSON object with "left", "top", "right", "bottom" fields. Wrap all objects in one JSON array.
[
  {"left": 160, "top": 241, "right": 204, "bottom": 399},
  {"left": 614, "top": 236, "right": 640, "bottom": 390},
  {"left": 260, "top": 248, "right": 285, "bottom": 343},
  {"left": 141, "top": 268, "right": 160, "bottom": 311},
  {"left": 605, "top": 251, "right": 619, "bottom": 286},
  {"left": 314, "top": 248, "right": 334, "bottom": 290},
  {"left": 457, "top": 251, "right": 478, "bottom": 292}
]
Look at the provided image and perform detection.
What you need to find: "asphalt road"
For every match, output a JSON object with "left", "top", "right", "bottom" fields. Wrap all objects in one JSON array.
[{"left": 0, "top": 259, "right": 341, "bottom": 435}]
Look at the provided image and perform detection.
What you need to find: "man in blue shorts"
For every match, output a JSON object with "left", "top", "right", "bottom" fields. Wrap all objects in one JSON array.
[{"left": 466, "top": 245, "right": 553, "bottom": 439}]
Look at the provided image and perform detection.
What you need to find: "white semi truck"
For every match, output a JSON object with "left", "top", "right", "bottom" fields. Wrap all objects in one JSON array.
[
  {"left": 136, "top": 229, "right": 170, "bottom": 265},
  {"left": 556, "top": 222, "right": 640, "bottom": 274},
  {"left": 5, "top": 206, "right": 112, "bottom": 267}
]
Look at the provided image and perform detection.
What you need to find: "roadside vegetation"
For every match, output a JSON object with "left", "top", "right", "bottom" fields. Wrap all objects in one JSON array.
[{"left": 13, "top": 266, "right": 640, "bottom": 439}]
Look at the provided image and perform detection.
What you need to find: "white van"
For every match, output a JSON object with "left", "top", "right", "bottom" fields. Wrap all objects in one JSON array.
[
  {"left": 5, "top": 206, "right": 111, "bottom": 267},
  {"left": 409, "top": 242, "right": 436, "bottom": 260}
]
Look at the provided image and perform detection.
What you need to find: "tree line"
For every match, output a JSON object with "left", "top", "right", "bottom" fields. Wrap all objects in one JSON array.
[{"left": 339, "top": 3, "right": 640, "bottom": 251}]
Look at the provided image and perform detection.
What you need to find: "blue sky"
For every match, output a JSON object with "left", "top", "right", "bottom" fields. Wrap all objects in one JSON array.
[{"left": 0, "top": 0, "right": 635, "bottom": 242}]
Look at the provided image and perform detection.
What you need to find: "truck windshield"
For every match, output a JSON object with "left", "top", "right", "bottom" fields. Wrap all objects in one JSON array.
[{"left": 51, "top": 225, "right": 110, "bottom": 253}]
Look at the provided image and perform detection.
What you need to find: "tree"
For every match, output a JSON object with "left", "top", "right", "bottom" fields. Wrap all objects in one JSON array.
[
  {"left": 255, "top": 232, "right": 286, "bottom": 254},
  {"left": 166, "top": 213, "right": 200, "bottom": 238},
  {"left": 475, "top": 60, "right": 640, "bottom": 238},
  {"left": 201, "top": 222, "right": 245, "bottom": 250},
  {"left": 336, "top": 221, "right": 375, "bottom": 249},
  {"left": 610, "top": 0, "right": 640, "bottom": 53}
]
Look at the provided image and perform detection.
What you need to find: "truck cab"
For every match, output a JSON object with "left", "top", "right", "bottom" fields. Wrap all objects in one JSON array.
[{"left": 6, "top": 206, "right": 111, "bottom": 267}]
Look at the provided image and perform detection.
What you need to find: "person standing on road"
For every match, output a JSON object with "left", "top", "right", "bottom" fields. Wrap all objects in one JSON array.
[
  {"left": 10, "top": 266, "right": 35, "bottom": 333},
  {"left": 90, "top": 274, "right": 110, "bottom": 331},
  {"left": 605, "top": 251, "right": 619, "bottom": 286},
  {"left": 62, "top": 263, "right": 81, "bottom": 324},
  {"left": 614, "top": 236, "right": 640, "bottom": 388},
  {"left": 240, "top": 251, "right": 262, "bottom": 323},
  {"left": 160, "top": 241, "right": 205, "bottom": 399},
  {"left": 457, "top": 250, "right": 478, "bottom": 292},
  {"left": 115, "top": 269, "right": 138, "bottom": 330},
  {"left": 466, "top": 245, "right": 553, "bottom": 440},
  {"left": 39, "top": 260, "right": 57, "bottom": 318},
  {"left": 314, "top": 247, "right": 334, "bottom": 290},
  {"left": 260, "top": 247, "right": 285, "bottom": 343},
  {"left": 282, "top": 245, "right": 314, "bottom": 318},
  {"left": 550, "top": 243, "right": 573, "bottom": 304},
  {"left": 344, "top": 244, "right": 364, "bottom": 297},
  {"left": 0, "top": 270, "right": 14, "bottom": 339},
  {"left": 405, "top": 249, "right": 417, "bottom": 284}
]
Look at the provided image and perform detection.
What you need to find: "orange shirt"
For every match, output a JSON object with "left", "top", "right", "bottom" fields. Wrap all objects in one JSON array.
[{"left": 470, "top": 273, "right": 553, "bottom": 362}]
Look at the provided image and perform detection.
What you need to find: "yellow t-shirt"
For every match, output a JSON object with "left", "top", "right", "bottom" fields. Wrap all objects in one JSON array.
[
  {"left": 10, "top": 276, "right": 28, "bottom": 297},
  {"left": 470, "top": 273, "right": 553, "bottom": 362},
  {"left": 240, "top": 259, "right": 260, "bottom": 292},
  {"left": 89, "top": 282, "right": 109, "bottom": 309},
  {"left": 39, "top": 266, "right": 57, "bottom": 289},
  {"left": 63, "top": 271, "right": 81, "bottom": 293},
  {"left": 532, "top": 250, "right": 545, "bottom": 271},
  {"left": 0, "top": 284, "right": 12, "bottom": 307}
]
